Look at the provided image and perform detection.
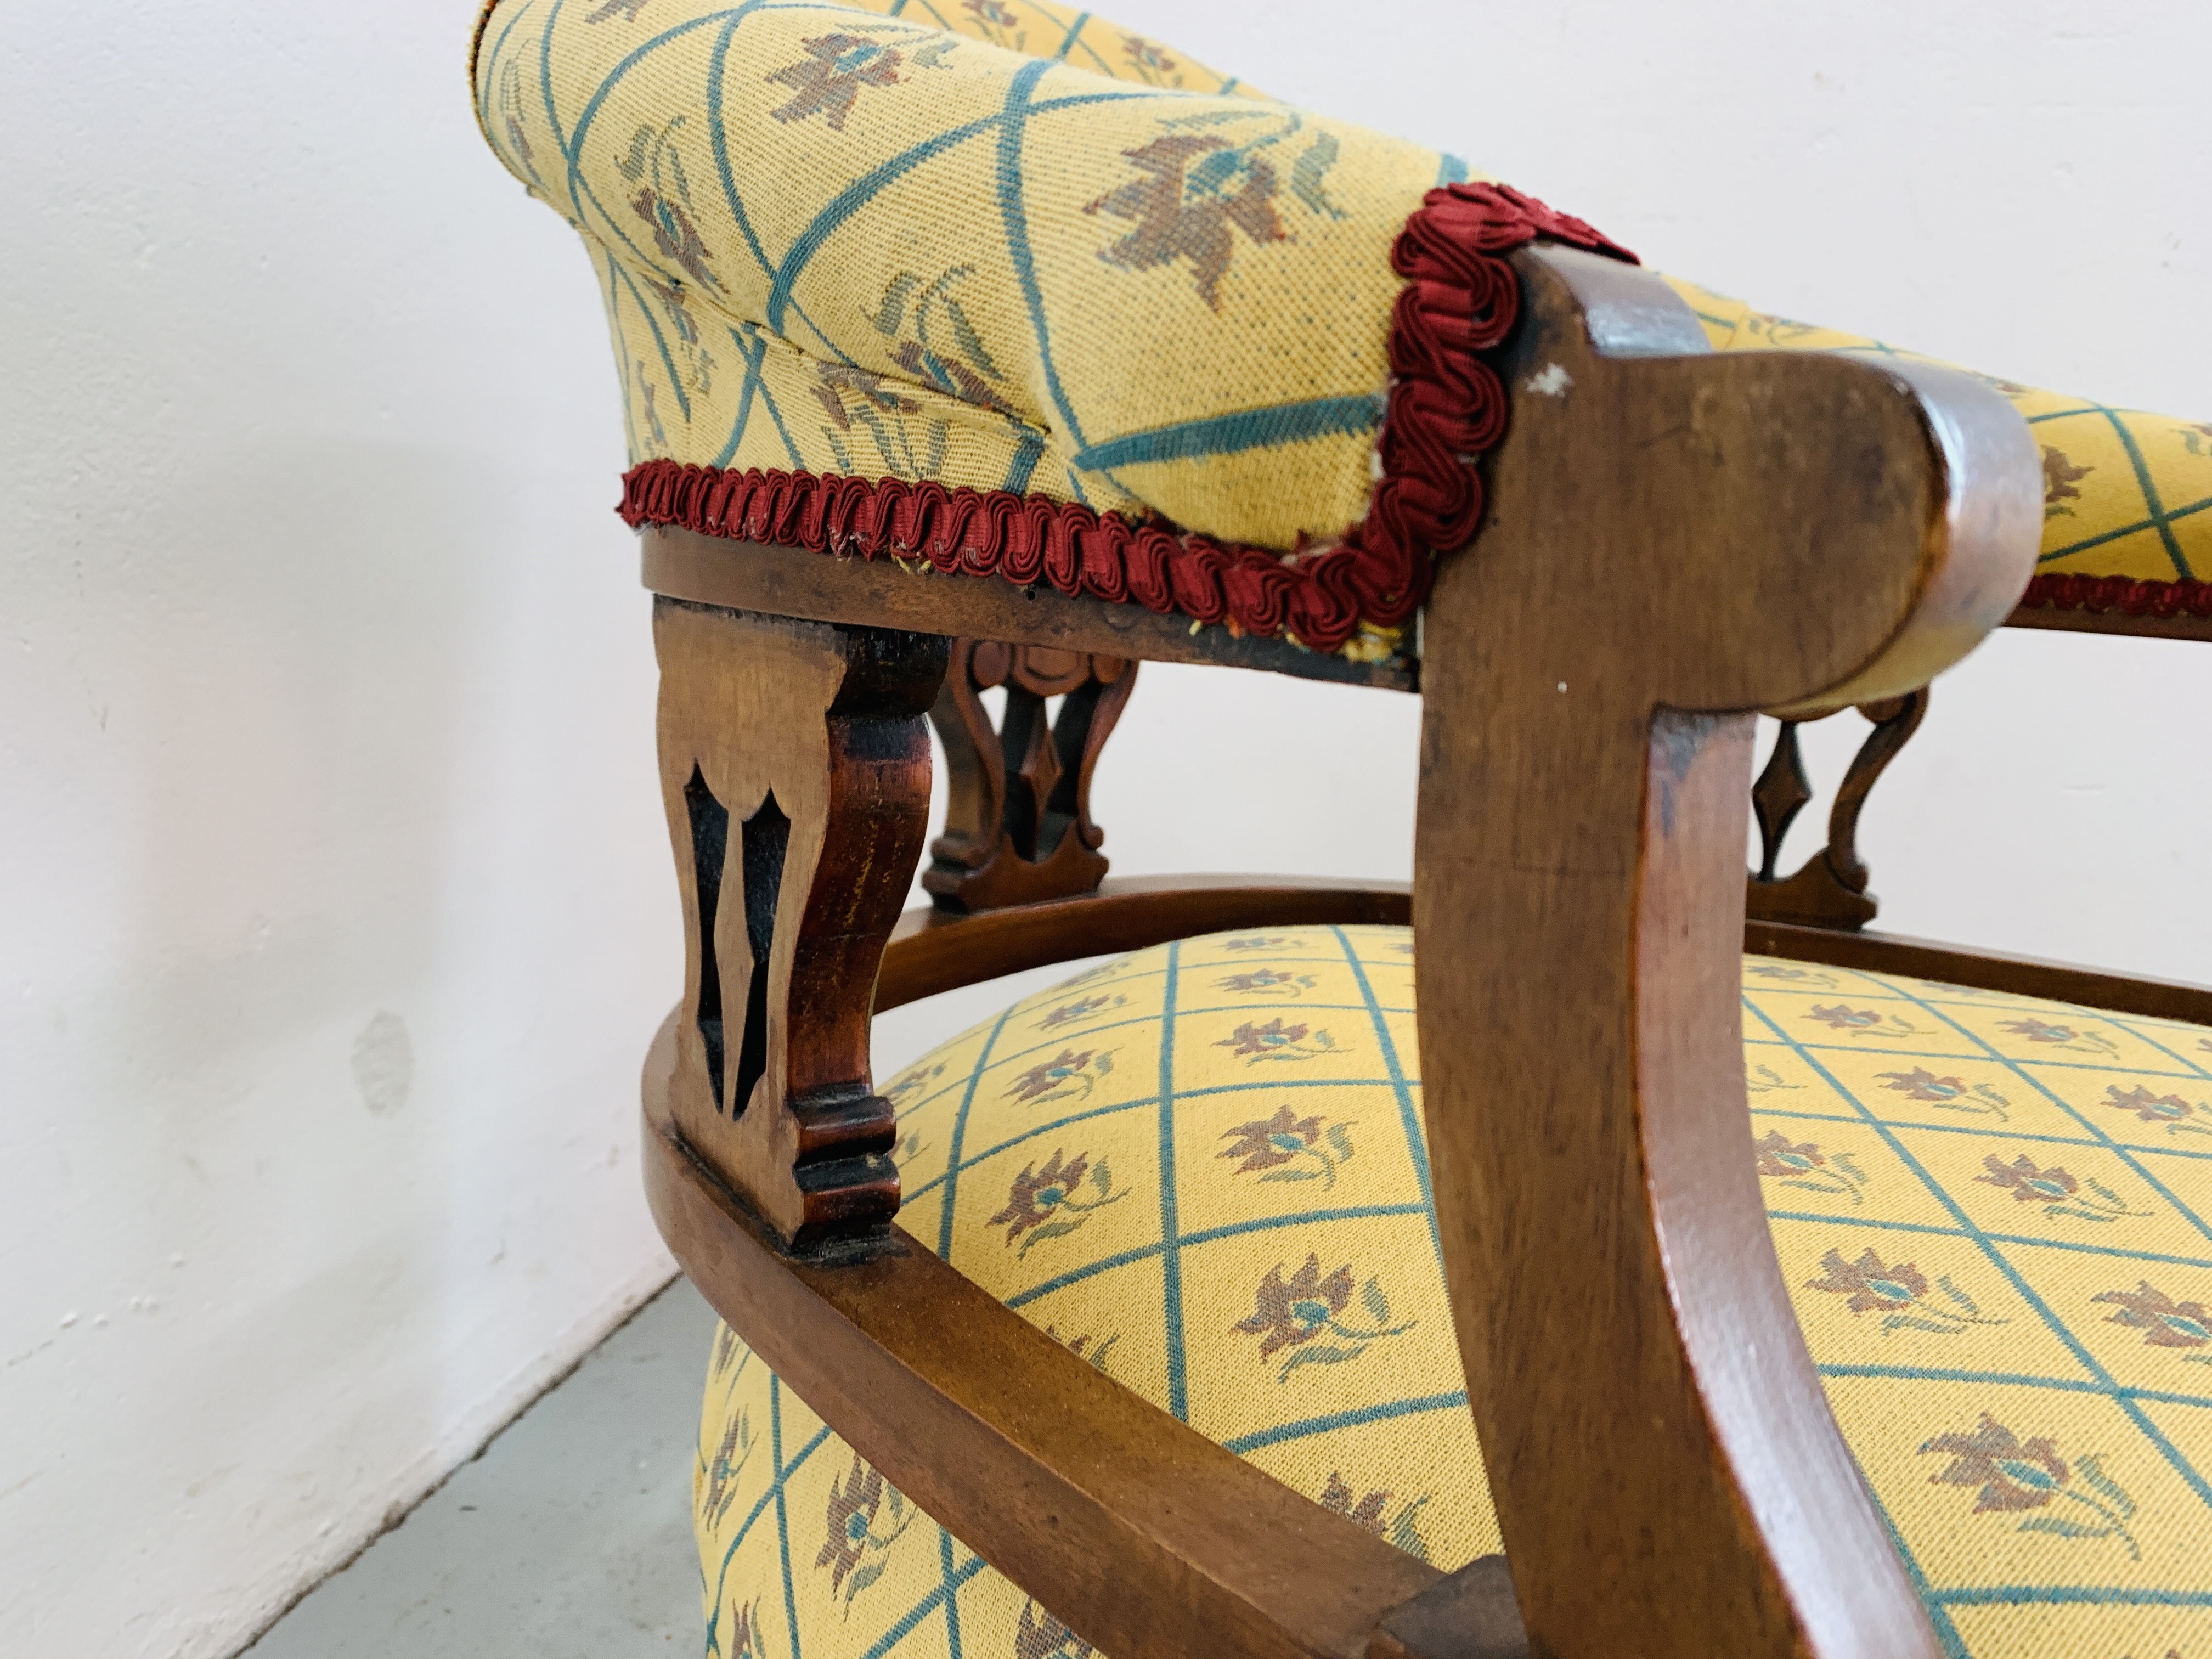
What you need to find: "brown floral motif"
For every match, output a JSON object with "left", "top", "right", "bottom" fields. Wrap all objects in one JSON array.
[
  {"left": 1976, "top": 1153, "right": 2142, "bottom": 1223},
  {"left": 1044, "top": 1325, "right": 1120, "bottom": 1374},
  {"left": 765, "top": 33, "right": 903, "bottom": 132},
  {"left": 635, "top": 363, "right": 669, "bottom": 450},
  {"left": 1214, "top": 968, "right": 1317, "bottom": 998},
  {"left": 617, "top": 119, "right": 719, "bottom": 290},
  {"left": 986, "top": 1148, "right": 1128, "bottom": 1256},
  {"left": 1234, "top": 1253, "right": 1414, "bottom": 1381},
  {"left": 1804, "top": 1247, "right": 2006, "bottom": 1335},
  {"left": 1015, "top": 1599, "right": 1094, "bottom": 1659},
  {"left": 1085, "top": 132, "right": 1287, "bottom": 310},
  {"left": 715, "top": 1598, "right": 758, "bottom": 1659},
  {"left": 956, "top": 0, "right": 1028, "bottom": 54},
  {"left": 1218, "top": 1105, "right": 1356, "bottom": 1188},
  {"left": 1220, "top": 935, "right": 1300, "bottom": 952},
  {"left": 711, "top": 1322, "right": 745, "bottom": 1380},
  {"left": 585, "top": 0, "right": 651, "bottom": 20},
  {"left": 883, "top": 1060, "right": 945, "bottom": 1108},
  {"left": 1999, "top": 1016, "right": 2118, "bottom": 1057},
  {"left": 1036, "top": 993, "right": 1122, "bottom": 1031},
  {"left": 1805, "top": 1004, "right": 1916, "bottom": 1039},
  {"left": 1919, "top": 1413, "right": 2139, "bottom": 1558},
  {"left": 1056, "top": 958, "right": 1127, "bottom": 988},
  {"left": 1752, "top": 1131, "right": 1868, "bottom": 1205},
  {"left": 1747, "top": 964, "right": 1839, "bottom": 989},
  {"left": 1216, "top": 1017, "right": 1337, "bottom": 1063},
  {"left": 2041, "top": 445, "right": 2094, "bottom": 518},
  {"left": 640, "top": 274, "right": 716, "bottom": 394},
  {"left": 2183, "top": 421, "right": 2212, "bottom": 458},
  {"left": 1318, "top": 1471, "right": 1433, "bottom": 1561},
  {"left": 1745, "top": 1062, "right": 1801, "bottom": 1094},
  {"left": 2092, "top": 1281, "right": 2212, "bottom": 1361},
  {"left": 809, "top": 358, "right": 946, "bottom": 481},
  {"left": 863, "top": 264, "right": 1017, "bottom": 419},
  {"left": 699, "top": 1407, "right": 753, "bottom": 1530},
  {"left": 1003, "top": 1047, "right": 1111, "bottom": 1106},
  {"left": 1877, "top": 1066, "right": 2011, "bottom": 1121},
  {"left": 2104, "top": 1084, "right": 2212, "bottom": 1137},
  {"left": 815, "top": 1452, "right": 916, "bottom": 1605},
  {"left": 1119, "top": 33, "right": 1182, "bottom": 85}
]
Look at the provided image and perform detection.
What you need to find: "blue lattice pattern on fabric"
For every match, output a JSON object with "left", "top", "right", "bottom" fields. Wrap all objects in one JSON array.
[{"left": 693, "top": 927, "right": 2212, "bottom": 1659}]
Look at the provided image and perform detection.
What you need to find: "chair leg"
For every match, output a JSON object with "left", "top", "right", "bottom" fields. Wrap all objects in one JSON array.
[{"left": 652, "top": 597, "right": 947, "bottom": 1249}]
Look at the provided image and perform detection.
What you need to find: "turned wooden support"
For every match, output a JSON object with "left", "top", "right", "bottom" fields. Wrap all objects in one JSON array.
[
  {"left": 1413, "top": 246, "right": 2038, "bottom": 1659},
  {"left": 653, "top": 599, "right": 947, "bottom": 1248},
  {"left": 1746, "top": 688, "right": 1929, "bottom": 930},
  {"left": 924, "top": 640, "right": 1136, "bottom": 912}
]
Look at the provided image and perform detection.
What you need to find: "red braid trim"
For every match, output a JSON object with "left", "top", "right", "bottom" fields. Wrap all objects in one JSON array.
[
  {"left": 618, "top": 182, "right": 1633, "bottom": 654},
  {"left": 2018, "top": 572, "right": 2212, "bottom": 623}
]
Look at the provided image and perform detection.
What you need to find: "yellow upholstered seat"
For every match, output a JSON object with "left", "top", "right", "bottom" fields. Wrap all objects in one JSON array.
[{"left": 695, "top": 926, "right": 2212, "bottom": 1659}]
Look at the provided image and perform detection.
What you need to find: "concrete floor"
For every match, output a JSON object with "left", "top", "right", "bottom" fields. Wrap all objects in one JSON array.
[
  {"left": 244, "top": 1276, "right": 718, "bottom": 1658},
  {"left": 240, "top": 963, "right": 1102, "bottom": 1659}
]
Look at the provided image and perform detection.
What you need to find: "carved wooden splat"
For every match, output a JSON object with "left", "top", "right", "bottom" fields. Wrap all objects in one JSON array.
[
  {"left": 653, "top": 598, "right": 948, "bottom": 1248},
  {"left": 923, "top": 640, "right": 1137, "bottom": 913},
  {"left": 1745, "top": 688, "right": 1929, "bottom": 930}
]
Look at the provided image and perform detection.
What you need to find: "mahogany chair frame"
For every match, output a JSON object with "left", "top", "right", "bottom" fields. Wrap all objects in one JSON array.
[{"left": 625, "top": 245, "right": 2153, "bottom": 1659}]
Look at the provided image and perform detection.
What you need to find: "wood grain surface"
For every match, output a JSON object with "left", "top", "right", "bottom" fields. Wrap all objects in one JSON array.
[{"left": 1409, "top": 245, "right": 2038, "bottom": 1659}]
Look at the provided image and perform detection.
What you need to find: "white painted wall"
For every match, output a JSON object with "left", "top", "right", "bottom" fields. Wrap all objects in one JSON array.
[{"left": 1, "top": 2, "right": 2203, "bottom": 1656}]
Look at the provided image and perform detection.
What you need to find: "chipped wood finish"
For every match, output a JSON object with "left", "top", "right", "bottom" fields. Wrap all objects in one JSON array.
[
  {"left": 923, "top": 640, "right": 1136, "bottom": 911},
  {"left": 652, "top": 599, "right": 947, "bottom": 1248}
]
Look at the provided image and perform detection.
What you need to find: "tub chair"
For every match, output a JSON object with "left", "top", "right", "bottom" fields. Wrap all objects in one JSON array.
[{"left": 471, "top": 2, "right": 2211, "bottom": 1655}]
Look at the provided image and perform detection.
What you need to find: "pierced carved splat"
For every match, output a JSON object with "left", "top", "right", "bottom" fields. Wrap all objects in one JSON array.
[
  {"left": 924, "top": 640, "right": 1137, "bottom": 913},
  {"left": 654, "top": 598, "right": 948, "bottom": 1249},
  {"left": 1745, "top": 688, "right": 1929, "bottom": 930}
]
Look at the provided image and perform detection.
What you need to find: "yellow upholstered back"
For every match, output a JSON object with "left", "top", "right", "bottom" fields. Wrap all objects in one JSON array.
[
  {"left": 473, "top": 0, "right": 1448, "bottom": 554},
  {"left": 475, "top": 0, "right": 2209, "bottom": 625}
]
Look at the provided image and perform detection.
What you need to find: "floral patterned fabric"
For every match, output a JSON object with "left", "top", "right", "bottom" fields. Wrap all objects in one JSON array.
[
  {"left": 474, "top": 0, "right": 2208, "bottom": 620},
  {"left": 472, "top": 0, "right": 1454, "bottom": 562},
  {"left": 696, "top": 926, "right": 2212, "bottom": 1658}
]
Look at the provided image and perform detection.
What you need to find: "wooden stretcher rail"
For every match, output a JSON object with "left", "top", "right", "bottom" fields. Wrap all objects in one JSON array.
[
  {"left": 642, "top": 1012, "right": 1519, "bottom": 1659},
  {"left": 880, "top": 881, "right": 2212, "bottom": 1031},
  {"left": 1748, "top": 918, "right": 2212, "bottom": 1024},
  {"left": 876, "top": 873, "right": 1412, "bottom": 1010}
]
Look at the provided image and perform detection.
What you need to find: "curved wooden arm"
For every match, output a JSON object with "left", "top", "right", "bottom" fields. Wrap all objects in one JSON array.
[{"left": 1412, "top": 246, "right": 2038, "bottom": 1659}]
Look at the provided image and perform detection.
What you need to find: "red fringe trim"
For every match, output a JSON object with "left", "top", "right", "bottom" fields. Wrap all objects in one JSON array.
[
  {"left": 2019, "top": 572, "right": 2212, "bottom": 622},
  {"left": 619, "top": 182, "right": 1632, "bottom": 654}
]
